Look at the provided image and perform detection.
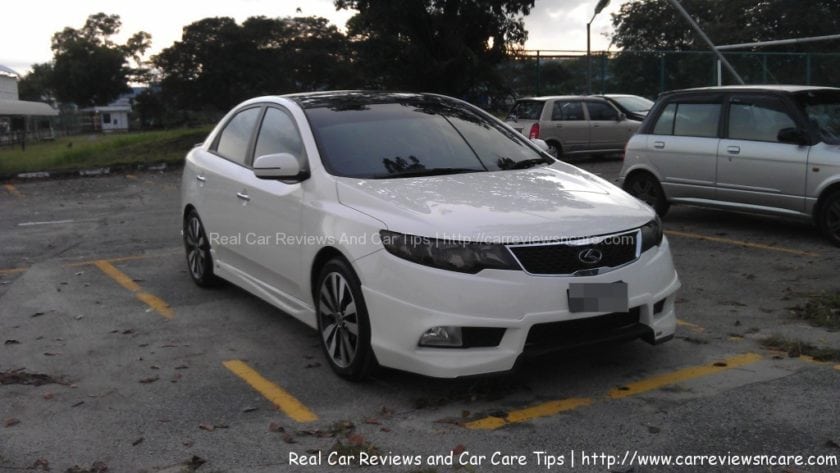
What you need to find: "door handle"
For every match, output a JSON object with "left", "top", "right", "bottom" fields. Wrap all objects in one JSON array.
[
  {"left": 195, "top": 175, "right": 206, "bottom": 182},
  {"left": 727, "top": 146, "right": 741, "bottom": 154},
  {"left": 236, "top": 192, "right": 251, "bottom": 202},
  {"left": 653, "top": 141, "right": 665, "bottom": 149}
]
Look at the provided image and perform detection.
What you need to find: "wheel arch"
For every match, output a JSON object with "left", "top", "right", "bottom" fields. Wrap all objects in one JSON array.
[
  {"left": 814, "top": 181, "right": 840, "bottom": 222},
  {"left": 309, "top": 246, "right": 354, "bottom": 304}
]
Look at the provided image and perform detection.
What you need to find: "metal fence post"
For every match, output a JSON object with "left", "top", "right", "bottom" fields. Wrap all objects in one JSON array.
[
  {"left": 660, "top": 54, "right": 666, "bottom": 93},
  {"left": 536, "top": 50, "right": 541, "bottom": 96}
]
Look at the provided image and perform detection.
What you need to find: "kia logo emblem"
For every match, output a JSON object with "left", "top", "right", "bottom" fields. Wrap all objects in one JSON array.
[{"left": 578, "top": 248, "right": 603, "bottom": 265}]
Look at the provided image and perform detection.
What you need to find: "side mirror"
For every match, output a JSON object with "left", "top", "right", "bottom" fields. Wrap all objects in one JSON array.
[
  {"left": 531, "top": 138, "right": 550, "bottom": 152},
  {"left": 777, "top": 127, "right": 808, "bottom": 146},
  {"left": 617, "top": 112, "right": 627, "bottom": 122},
  {"left": 253, "top": 153, "right": 305, "bottom": 180}
]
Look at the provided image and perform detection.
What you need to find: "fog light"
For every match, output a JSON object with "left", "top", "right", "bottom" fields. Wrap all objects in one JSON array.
[{"left": 419, "top": 326, "right": 463, "bottom": 347}]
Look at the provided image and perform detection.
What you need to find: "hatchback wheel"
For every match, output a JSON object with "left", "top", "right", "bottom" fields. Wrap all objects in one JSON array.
[
  {"left": 183, "top": 210, "right": 219, "bottom": 286},
  {"left": 818, "top": 191, "right": 840, "bottom": 246},
  {"left": 624, "top": 172, "right": 670, "bottom": 217},
  {"left": 547, "top": 140, "right": 562, "bottom": 158},
  {"left": 316, "top": 259, "right": 376, "bottom": 380}
]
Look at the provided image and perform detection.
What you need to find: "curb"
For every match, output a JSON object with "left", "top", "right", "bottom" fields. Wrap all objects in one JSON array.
[{"left": 4, "top": 162, "right": 180, "bottom": 182}]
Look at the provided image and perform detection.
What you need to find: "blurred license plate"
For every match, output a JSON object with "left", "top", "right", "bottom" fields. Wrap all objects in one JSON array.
[{"left": 568, "top": 282, "right": 628, "bottom": 313}]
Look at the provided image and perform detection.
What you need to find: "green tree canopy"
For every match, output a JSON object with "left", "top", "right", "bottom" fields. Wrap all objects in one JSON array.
[
  {"left": 49, "top": 13, "right": 151, "bottom": 107},
  {"left": 335, "top": 0, "right": 535, "bottom": 97},
  {"left": 153, "top": 16, "right": 356, "bottom": 111}
]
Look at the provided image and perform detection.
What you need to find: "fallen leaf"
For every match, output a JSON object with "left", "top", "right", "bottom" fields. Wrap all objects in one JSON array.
[
  {"left": 72, "top": 401, "right": 85, "bottom": 407},
  {"left": 185, "top": 455, "right": 206, "bottom": 469},
  {"left": 305, "top": 362, "right": 321, "bottom": 368},
  {"left": 713, "top": 362, "right": 728, "bottom": 367},
  {"left": 452, "top": 444, "right": 466, "bottom": 456},
  {"left": 199, "top": 423, "right": 215, "bottom": 432},
  {"left": 647, "top": 425, "right": 661, "bottom": 434},
  {"left": 43, "top": 392, "right": 54, "bottom": 400},
  {"left": 175, "top": 365, "right": 189, "bottom": 370},
  {"left": 4, "top": 418, "right": 20, "bottom": 427},
  {"left": 281, "top": 432, "right": 297, "bottom": 444},
  {"left": 242, "top": 406, "right": 258, "bottom": 413},
  {"left": 4, "top": 339, "right": 20, "bottom": 345},
  {"left": 363, "top": 418, "right": 380, "bottom": 425},
  {"left": 31, "top": 458, "right": 50, "bottom": 471},
  {"left": 380, "top": 427, "right": 391, "bottom": 433},
  {"left": 183, "top": 440, "right": 194, "bottom": 447},
  {"left": 150, "top": 365, "right": 160, "bottom": 370},
  {"left": 132, "top": 437, "right": 144, "bottom": 446},
  {"left": 826, "top": 439, "right": 840, "bottom": 449},
  {"left": 31, "top": 311, "right": 45, "bottom": 317},
  {"left": 43, "top": 352, "right": 59, "bottom": 357},
  {"left": 268, "top": 422, "right": 284, "bottom": 433},
  {"left": 139, "top": 376, "right": 159, "bottom": 384}
]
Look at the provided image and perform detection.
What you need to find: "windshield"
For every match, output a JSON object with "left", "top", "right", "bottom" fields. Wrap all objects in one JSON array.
[
  {"left": 305, "top": 101, "right": 552, "bottom": 179},
  {"left": 796, "top": 90, "right": 840, "bottom": 145},
  {"left": 611, "top": 96, "right": 654, "bottom": 113}
]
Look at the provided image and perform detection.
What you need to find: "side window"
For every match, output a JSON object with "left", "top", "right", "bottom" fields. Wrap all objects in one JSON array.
[
  {"left": 673, "top": 103, "right": 721, "bottom": 138},
  {"left": 215, "top": 107, "right": 262, "bottom": 165},
  {"left": 585, "top": 102, "right": 619, "bottom": 121},
  {"left": 653, "top": 104, "right": 677, "bottom": 135},
  {"left": 254, "top": 107, "right": 306, "bottom": 160},
  {"left": 551, "top": 101, "right": 585, "bottom": 121},
  {"left": 728, "top": 97, "right": 797, "bottom": 142}
]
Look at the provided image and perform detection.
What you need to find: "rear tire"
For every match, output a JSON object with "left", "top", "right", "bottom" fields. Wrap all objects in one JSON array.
[
  {"left": 624, "top": 172, "right": 670, "bottom": 217},
  {"left": 817, "top": 191, "right": 840, "bottom": 246},
  {"left": 547, "top": 140, "right": 562, "bottom": 158},
  {"left": 315, "top": 259, "right": 376, "bottom": 381}
]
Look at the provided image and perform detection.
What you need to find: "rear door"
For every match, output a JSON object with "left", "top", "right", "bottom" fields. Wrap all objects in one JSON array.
[
  {"left": 716, "top": 94, "right": 808, "bottom": 212},
  {"left": 643, "top": 99, "right": 722, "bottom": 200},
  {"left": 543, "top": 99, "right": 589, "bottom": 153}
]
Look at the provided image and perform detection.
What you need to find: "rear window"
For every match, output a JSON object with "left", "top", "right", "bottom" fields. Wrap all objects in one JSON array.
[{"left": 509, "top": 101, "right": 544, "bottom": 120}]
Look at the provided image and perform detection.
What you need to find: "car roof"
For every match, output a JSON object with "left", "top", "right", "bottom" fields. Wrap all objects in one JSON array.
[
  {"left": 280, "top": 90, "right": 453, "bottom": 109},
  {"left": 667, "top": 85, "right": 840, "bottom": 95},
  {"left": 516, "top": 95, "right": 607, "bottom": 102}
]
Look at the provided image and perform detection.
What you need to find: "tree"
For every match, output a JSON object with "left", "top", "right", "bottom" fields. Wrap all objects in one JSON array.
[
  {"left": 154, "top": 16, "right": 356, "bottom": 112},
  {"left": 49, "top": 13, "right": 151, "bottom": 107},
  {"left": 17, "top": 63, "right": 56, "bottom": 102},
  {"left": 334, "top": 0, "right": 535, "bottom": 97}
]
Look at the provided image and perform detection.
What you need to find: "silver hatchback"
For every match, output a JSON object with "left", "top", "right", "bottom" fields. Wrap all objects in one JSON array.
[
  {"left": 620, "top": 85, "right": 840, "bottom": 246},
  {"left": 506, "top": 96, "right": 641, "bottom": 157}
]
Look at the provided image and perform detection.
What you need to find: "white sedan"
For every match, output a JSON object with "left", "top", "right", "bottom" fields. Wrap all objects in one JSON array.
[{"left": 181, "top": 91, "right": 680, "bottom": 380}]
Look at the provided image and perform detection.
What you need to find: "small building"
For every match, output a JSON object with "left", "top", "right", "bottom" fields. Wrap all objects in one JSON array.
[
  {"left": 0, "top": 65, "right": 58, "bottom": 146},
  {"left": 79, "top": 94, "right": 132, "bottom": 132}
]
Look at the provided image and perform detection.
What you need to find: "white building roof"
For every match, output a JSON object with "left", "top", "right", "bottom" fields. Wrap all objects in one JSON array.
[
  {"left": 0, "top": 99, "right": 59, "bottom": 116},
  {"left": 0, "top": 65, "right": 19, "bottom": 78}
]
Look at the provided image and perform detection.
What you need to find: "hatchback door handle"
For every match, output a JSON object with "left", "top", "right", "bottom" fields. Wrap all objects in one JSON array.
[
  {"left": 236, "top": 192, "right": 251, "bottom": 202},
  {"left": 653, "top": 141, "right": 665, "bottom": 149},
  {"left": 196, "top": 175, "right": 206, "bottom": 182},
  {"left": 727, "top": 146, "right": 741, "bottom": 154}
]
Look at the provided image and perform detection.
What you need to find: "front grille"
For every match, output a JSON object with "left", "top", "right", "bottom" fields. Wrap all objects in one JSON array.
[
  {"left": 508, "top": 231, "right": 638, "bottom": 275},
  {"left": 524, "top": 307, "right": 646, "bottom": 355}
]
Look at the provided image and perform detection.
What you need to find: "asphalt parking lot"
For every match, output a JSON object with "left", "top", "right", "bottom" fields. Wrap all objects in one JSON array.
[{"left": 2, "top": 160, "right": 839, "bottom": 472}]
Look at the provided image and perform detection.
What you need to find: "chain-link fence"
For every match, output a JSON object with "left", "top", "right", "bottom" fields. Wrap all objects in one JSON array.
[{"left": 500, "top": 50, "right": 840, "bottom": 101}]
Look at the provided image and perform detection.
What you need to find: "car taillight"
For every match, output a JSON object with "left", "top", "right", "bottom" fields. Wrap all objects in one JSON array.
[{"left": 528, "top": 123, "right": 540, "bottom": 139}]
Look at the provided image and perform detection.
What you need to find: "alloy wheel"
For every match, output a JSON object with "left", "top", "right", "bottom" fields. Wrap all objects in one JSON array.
[{"left": 318, "top": 272, "right": 359, "bottom": 368}]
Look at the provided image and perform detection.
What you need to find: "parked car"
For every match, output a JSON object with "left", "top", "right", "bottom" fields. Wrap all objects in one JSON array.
[
  {"left": 506, "top": 96, "right": 641, "bottom": 158},
  {"left": 181, "top": 91, "right": 680, "bottom": 380},
  {"left": 620, "top": 85, "right": 840, "bottom": 246},
  {"left": 600, "top": 94, "right": 655, "bottom": 121}
]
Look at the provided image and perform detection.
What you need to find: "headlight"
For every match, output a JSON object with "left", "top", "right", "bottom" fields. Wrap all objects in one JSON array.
[
  {"left": 379, "top": 230, "right": 519, "bottom": 273},
  {"left": 640, "top": 216, "right": 663, "bottom": 252}
]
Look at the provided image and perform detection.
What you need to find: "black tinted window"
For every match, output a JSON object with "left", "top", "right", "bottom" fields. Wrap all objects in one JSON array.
[
  {"left": 307, "top": 102, "right": 548, "bottom": 179},
  {"left": 551, "top": 101, "right": 585, "bottom": 121},
  {"left": 586, "top": 101, "right": 619, "bottom": 121},
  {"left": 728, "top": 98, "right": 796, "bottom": 142},
  {"left": 255, "top": 107, "right": 306, "bottom": 159},
  {"left": 216, "top": 107, "right": 261, "bottom": 165},
  {"left": 673, "top": 103, "right": 720, "bottom": 138},
  {"left": 509, "top": 101, "right": 544, "bottom": 120},
  {"left": 653, "top": 104, "right": 676, "bottom": 135}
]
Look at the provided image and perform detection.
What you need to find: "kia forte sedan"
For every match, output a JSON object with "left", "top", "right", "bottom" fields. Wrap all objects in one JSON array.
[{"left": 181, "top": 91, "right": 680, "bottom": 380}]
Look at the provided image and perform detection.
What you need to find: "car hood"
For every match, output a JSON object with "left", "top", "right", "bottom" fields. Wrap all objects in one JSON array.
[{"left": 335, "top": 162, "right": 654, "bottom": 242}]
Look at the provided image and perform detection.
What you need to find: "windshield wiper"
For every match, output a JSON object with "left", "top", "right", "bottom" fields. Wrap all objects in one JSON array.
[
  {"left": 497, "top": 157, "right": 553, "bottom": 170},
  {"left": 372, "top": 168, "right": 483, "bottom": 179}
]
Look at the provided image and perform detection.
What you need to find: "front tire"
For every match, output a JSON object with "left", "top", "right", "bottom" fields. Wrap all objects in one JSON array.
[
  {"left": 183, "top": 210, "right": 219, "bottom": 287},
  {"left": 624, "top": 172, "right": 670, "bottom": 217},
  {"left": 817, "top": 191, "right": 840, "bottom": 246},
  {"left": 316, "top": 259, "right": 376, "bottom": 381}
]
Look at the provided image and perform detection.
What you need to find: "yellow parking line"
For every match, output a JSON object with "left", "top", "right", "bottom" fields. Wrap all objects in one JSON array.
[
  {"left": 834, "top": 365, "right": 840, "bottom": 371},
  {"left": 677, "top": 319, "right": 705, "bottom": 332},
  {"left": 466, "top": 353, "right": 762, "bottom": 430},
  {"left": 0, "top": 267, "right": 28, "bottom": 275},
  {"left": 4, "top": 183, "right": 22, "bottom": 198},
  {"left": 93, "top": 260, "right": 173, "bottom": 319},
  {"left": 665, "top": 230, "right": 819, "bottom": 257},
  {"left": 466, "top": 398, "right": 592, "bottom": 430},
  {"left": 608, "top": 353, "right": 762, "bottom": 399},
  {"left": 223, "top": 360, "right": 318, "bottom": 423}
]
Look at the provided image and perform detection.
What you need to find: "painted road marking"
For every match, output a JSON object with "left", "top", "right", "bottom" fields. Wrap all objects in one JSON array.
[
  {"left": 1, "top": 250, "right": 181, "bottom": 277},
  {"left": 666, "top": 230, "right": 819, "bottom": 257},
  {"left": 93, "top": 260, "right": 173, "bottom": 319},
  {"left": 466, "top": 398, "right": 592, "bottom": 430},
  {"left": 0, "top": 267, "right": 28, "bottom": 275},
  {"left": 18, "top": 217, "right": 102, "bottom": 227},
  {"left": 4, "top": 184, "right": 22, "bottom": 198},
  {"left": 677, "top": 319, "right": 705, "bottom": 332},
  {"left": 223, "top": 360, "right": 318, "bottom": 423},
  {"left": 467, "top": 353, "right": 762, "bottom": 430}
]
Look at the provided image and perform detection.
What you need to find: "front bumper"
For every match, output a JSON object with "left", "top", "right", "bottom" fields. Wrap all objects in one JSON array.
[{"left": 354, "top": 237, "right": 680, "bottom": 378}]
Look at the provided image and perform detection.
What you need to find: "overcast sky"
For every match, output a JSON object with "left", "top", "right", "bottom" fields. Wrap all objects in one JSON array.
[{"left": 0, "top": 0, "right": 630, "bottom": 75}]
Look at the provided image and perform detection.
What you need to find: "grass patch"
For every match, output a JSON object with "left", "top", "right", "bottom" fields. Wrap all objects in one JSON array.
[
  {"left": 0, "top": 127, "right": 212, "bottom": 176},
  {"left": 760, "top": 335, "right": 840, "bottom": 362},
  {"left": 791, "top": 291, "right": 840, "bottom": 331}
]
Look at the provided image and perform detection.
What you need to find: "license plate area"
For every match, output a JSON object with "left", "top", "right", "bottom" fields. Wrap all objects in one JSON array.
[{"left": 567, "top": 282, "right": 629, "bottom": 313}]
